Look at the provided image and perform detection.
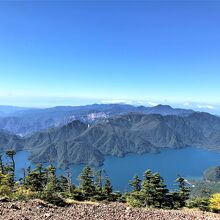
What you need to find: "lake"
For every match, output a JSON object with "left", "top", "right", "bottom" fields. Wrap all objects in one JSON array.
[{"left": 11, "top": 147, "right": 220, "bottom": 191}]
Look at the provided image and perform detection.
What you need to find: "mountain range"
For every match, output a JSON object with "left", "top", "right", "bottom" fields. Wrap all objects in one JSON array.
[
  {"left": 0, "top": 104, "right": 220, "bottom": 168},
  {"left": 0, "top": 104, "right": 194, "bottom": 136},
  {"left": 0, "top": 106, "right": 32, "bottom": 117}
]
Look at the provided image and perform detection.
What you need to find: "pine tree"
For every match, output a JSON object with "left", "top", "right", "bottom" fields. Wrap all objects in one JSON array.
[
  {"left": 141, "top": 169, "right": 154, "bottom": 206},
  {"left": 150, "top": 173, "right": 168, "bottom": 208},
  {"left": 127, "top": 170, "right": 152, "bottom": 208},
  {"left": 45, "top": 164, "right": 57, "bottom": 193},
  {"left": 176, "top": 176, "right": 191, "bottom": 207},
  {"left": 67, "top": 171, "right": 75, "bottom": 193},
  {"left": 139, "top": 170, "right": 169, "bottom": 208},
  {"left": 24, "top": 164, "right": 47, "bottom": 191},
  {"left": 58, "top": 175, "right": 71, "bottom": 192},
  {"left": 94, "top": 169, "right": 103, "bottom": 193},
  {"left": 21, "top": 168, "right": 26, "bottom": 183},
  {"left": 5, "top": 150, "right": 16, "bottom": 185},
  {"left": 79, "top": 166, "right": 95, "bottom": 199},
  {"left": 40, "top": 164, "right": 67, "bottom": 206},
  {"left": 6, "top": 150, "right": 16, "bottom": 171},
  {"left": 130, "top": 175, "right": 141, "bottom": 191},
  {"left": 103, "top": 177, "right": 113, "bottom": 197}
]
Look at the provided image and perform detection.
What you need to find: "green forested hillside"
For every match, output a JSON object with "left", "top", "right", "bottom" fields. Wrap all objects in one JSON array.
[
  {"left": 1, "top": 111, "right": 220, "bottom": 167},
  {"left": 0, "top": 104, "right": 194, "bottom": 136}
]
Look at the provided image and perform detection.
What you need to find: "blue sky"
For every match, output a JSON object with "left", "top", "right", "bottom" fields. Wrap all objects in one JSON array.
[{"left": 0, "top": 1, "right": 220, "bottom": 112}]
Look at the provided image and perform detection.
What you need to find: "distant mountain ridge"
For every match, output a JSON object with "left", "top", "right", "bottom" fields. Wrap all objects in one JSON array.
[
  {"left": 0, "top": 104, "right": 194, "bottom": 136},
  {"left": 0, "top": 106, "right": 33, "bottom": 117},
  {"left": 1, "top": 110, "right": 220, "bottom": 168}
]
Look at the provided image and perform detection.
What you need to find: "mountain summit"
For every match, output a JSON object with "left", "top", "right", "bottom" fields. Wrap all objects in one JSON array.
[{"left": 0, "top": 104, "right": 194, "bottom": 136}]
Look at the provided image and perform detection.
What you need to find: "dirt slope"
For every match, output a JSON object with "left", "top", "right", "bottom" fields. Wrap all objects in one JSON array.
[{"left": 0, "top": 200, "right": 219, "bottom": 220}]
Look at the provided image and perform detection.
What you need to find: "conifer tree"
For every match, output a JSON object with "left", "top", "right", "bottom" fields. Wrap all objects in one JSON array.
[
  {"left": 94, "top": 169, "right": 103, "bottom": 193},
  {"left": 5, "top": 150, "right": 16, "bottom": 185},
  {"left": 141, "top": 169, "right": 154, "bottom": 206},
  {"left": 67, "top": 171, "right": 75, "bottom": 193},
  {"left": 79, "top": 166, "right": 95, "bottom": 199},
  {"left": 58, "top": 175, "right": 74, "bottom": 193},
  {"left": 130, "top": 175, "right": 141, "bottom": 191},
  {"left": 176, "top": 176, "right": 191, "bottom": 207},
  {"left": 103, "top": 176, "right": 113, "bottom": 197},
  {"left": 45, "top": 164, "right": 57, "bottom": 192},
  {"left": 150, "top": 173, "right": 168, "bottom": 208},
  {"left": 24, "top": 164, "right": 46, "bottom": 191},
  {"left": 135, "top": 170, "right": 170, "bottom": 208},
  {"left": 6, "top": 150, "right": 16, "bottom": 173},
  {"left": 21, "top": 168, "right": 26, "bottom": 183}
]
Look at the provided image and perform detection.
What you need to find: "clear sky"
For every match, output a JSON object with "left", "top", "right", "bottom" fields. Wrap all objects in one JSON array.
[{"left": 0, "top": 1, "right": 220, "bottom": 112}]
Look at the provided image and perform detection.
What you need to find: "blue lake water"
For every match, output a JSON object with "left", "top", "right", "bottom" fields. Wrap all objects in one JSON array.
[{"left": 12, "top": 147, "right": 220, "bottom": 191}]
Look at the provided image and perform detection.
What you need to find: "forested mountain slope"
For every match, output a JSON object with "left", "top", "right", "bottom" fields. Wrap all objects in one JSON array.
[
  {"left": 2, "top": 111, "right": 217, "bottom": 167},
  {"left": 0, "top": 104, "right": 194, "bottom": 136}
]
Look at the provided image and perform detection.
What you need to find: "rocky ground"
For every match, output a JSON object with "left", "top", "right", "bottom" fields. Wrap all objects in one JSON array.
[{"left": 0, "top": 199, "right": 219, "bottom": 220}]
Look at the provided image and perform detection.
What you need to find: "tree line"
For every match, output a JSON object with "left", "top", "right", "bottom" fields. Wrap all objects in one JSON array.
[{"left": 0, "top": 150, "right": 219, "bottom": 212}]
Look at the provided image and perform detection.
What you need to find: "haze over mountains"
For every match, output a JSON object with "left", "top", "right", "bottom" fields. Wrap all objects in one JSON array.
[
  {"left": 0, "top": 104, "right": 194, "bottom": 136},
  {"left": 0, "top": 106, "right": 32, "bottom": 117},
  {"left": 1, "top": 104, "right": 220, "bottom": 168}
]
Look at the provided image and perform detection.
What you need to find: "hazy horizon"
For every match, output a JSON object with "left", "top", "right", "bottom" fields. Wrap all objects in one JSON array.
[
  {"left": 1, "top": 1, "right": 220, "bottom": 113},
  {"left": 0, "top": 98, "right": 220, "bottom": 115}
]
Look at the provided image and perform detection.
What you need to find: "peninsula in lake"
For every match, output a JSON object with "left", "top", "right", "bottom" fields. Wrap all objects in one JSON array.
[{"left": 1, "top": 104, "right": 220, "bottom": 168}]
